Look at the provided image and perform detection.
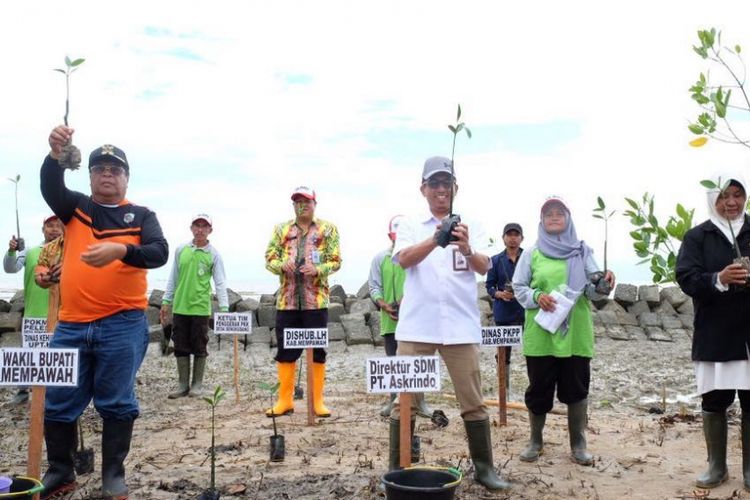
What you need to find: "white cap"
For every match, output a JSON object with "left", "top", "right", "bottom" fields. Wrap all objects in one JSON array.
[{"left": 191, "top": 213, "right": 213, "bottom": 226}]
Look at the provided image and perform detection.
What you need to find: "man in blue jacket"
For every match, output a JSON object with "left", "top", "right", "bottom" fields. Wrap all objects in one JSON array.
[{"left": 486, "top": 223, "right": 524, "bottom": 382}]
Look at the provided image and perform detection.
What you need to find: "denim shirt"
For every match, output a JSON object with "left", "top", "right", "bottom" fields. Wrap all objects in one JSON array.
[{"left": 486, "top": 249, "right": 525, "bottom": 325}]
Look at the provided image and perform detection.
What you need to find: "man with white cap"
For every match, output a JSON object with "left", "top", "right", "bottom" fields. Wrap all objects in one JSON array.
[
  {"left": 162, "top": 214, "right": 228, "bottom": 399},
  {"left": 265, "top": 186, "right": 341, "bottom": 418},
  {"left": 388, "top": 156, "right": 510, "bottom": 490},
  {"left": 3, "top": 214, "right": 64, "bottom": 404}
]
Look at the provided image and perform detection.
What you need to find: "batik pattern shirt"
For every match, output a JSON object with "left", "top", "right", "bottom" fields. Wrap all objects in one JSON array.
[{"left": 265, "top": 218, "right": 341, "bottom": 310}]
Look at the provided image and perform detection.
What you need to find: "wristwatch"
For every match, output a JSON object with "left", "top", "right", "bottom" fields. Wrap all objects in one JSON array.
[{"left": 462, "top": 246, "right": 475, "bottom": 257}]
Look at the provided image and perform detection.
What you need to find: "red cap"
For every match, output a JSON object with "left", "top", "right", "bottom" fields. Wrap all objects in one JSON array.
[
  {"left": 291, "top": 186, "right": 316, "bottom": 202},
  {"left": 43, "top": 215, "right": 59, "bottom": 225}
]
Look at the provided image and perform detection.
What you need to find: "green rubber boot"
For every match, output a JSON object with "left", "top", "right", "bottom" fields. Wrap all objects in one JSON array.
[
  {"left": 388, "top": 418, "right": 418, "bottom": 470},
  {"left": 167, "top": 356, "right": 190, "bottom": 399},
  {"left": 464, "top": 419, "right": 511, "bottom": 490},
  {"left": 519, "top": 411, "right": 546, "bottom": 462},
  {"left": 189, "top": 356, "right": 207, "bottom": 397},
  {"left": 696, "top": 411, "right": 728, "bottom": 488}
]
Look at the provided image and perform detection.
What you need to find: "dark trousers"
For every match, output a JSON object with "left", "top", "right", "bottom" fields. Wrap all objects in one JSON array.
[
  {"left": 524, "top": 355, "right": 591, "bottom": 415},
  {"left": 702, "top": 389, "right": 750, "bottom": 412},
  {"left": 383, "top": 333, "right": 397, "bottom": 356},
  {"left": 274, "top": 309, "right": 328, "bottom": 364},
  {"left": 173, "top": 314, "right": 210, "bottom": 358}
]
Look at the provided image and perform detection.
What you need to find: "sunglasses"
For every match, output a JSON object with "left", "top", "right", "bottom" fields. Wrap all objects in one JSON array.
[
  {"left": 90, "top": 164, "right": 127, "bottom": 176},
  {"left": 425, "top": 178, "right": 454, "bottom": 189}
]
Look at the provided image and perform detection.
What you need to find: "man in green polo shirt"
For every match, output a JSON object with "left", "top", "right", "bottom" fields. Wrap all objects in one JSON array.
[
  {"left": 3, "top": 214, "right": 64, "bottom": 404},
  {"left": 161, "top": 214, "right": 229, "bottom": 399}
]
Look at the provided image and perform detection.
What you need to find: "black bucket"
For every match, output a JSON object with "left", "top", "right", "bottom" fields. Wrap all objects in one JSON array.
[
  {"left": 0, "top": 477, "right": 44, "bottom": 499},
  {"left": 269, "top": 435, "right": 285, "bottom": 462},
  {"left": 381, "top": 467, "right": 462, "bottom": 500}
]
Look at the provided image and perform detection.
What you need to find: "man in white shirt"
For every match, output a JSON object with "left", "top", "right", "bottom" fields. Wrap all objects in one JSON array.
[{"left": 388, "top": 156, "right": 510, "bottom": 491}]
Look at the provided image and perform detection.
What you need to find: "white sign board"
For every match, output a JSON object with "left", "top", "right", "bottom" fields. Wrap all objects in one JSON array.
[
  {"left": 365, "top": 356, "right": 441, "bottom": 394},
  {"left": 0, "top": 348, "right": 79, "bottom": 387},
  {"left": 22, "top": 318, "right": 51, "bottom": 348},
  {"left": 481, "top": 326, "right": 523, "bottom": 347},
  {"left": 283, "top": 328, "right": 329, "bottom": 348},
  {"left": 213, "top": 313, "right": 253, "bottom": 335}
]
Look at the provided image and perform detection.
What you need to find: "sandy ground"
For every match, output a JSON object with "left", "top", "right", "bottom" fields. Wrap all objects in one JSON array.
[{"left": 2, "top": 333, "right": 750, "bottom": 500}]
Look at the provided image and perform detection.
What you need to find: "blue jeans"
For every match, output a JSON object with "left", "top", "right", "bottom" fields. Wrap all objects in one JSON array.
[{"left": 45, "top": 310, "right": 149, "bottom": 423}]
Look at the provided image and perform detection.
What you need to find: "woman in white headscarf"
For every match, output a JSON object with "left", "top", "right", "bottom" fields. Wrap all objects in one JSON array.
[
  {"left": 513, "top": 197, "right": 615, "bottom": 466},
  {"left": 676, "top": 174, "right": 750, "bottom": 491}
]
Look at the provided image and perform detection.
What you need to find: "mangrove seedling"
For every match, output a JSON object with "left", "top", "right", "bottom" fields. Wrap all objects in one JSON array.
[
  {"left": 7, "top": 174, "right": 23, "bottom": 251},
  {"left": 258, "top": 381, "right": 285, "bottom": 461},
  {"left": 701, "top": 177, "right": 750, "bottom": 283},
  {"left": 687, "top": 28, "right": 750, "bottom": 149},
  {"left": 623, "top": 193, "right": 694, "bottom": 284},
  {"left": 53, "top": 55, "right": 85, "bottom": 170},
  {"left": 200, "top": 386, "right": 226, "bottom": 500},
  {"left": 435, "top": 104, "right": 472, "bottom": 248},
  {"left": 591, "top": 197, "right": 615, "bottom": 294}
]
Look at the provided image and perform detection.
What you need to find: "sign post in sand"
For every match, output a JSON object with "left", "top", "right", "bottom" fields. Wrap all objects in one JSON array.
[
  {"left": 366, "top": 356, "right": 441, "bottom": 468},
  {"left": 284, "top": 328, "right": 328, "bottom": 426},
  {"left": 481, "top": 325, "right": 522, "bottom": 425},
  {"left": 213, "top": 312, "right": 253, "bottom": 403}
]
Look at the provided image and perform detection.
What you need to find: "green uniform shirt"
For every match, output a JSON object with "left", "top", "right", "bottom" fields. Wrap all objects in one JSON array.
[
  {"left": 4, "top": 246, "right": 49, "bottom": 318},
  {"left": 368, "top": 249, "right": 405, "bottom": 335},
  {"left": 521, "top": 249, "right": 595, "bottom": 358},
  {"left": 162, "top": 242, "right": 228, "bottom": 316}
]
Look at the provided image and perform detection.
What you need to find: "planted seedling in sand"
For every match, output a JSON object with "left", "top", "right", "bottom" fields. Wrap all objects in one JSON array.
[
  {"left": 258, "top": 381, "right": 285, "bottom": 462},
  {"left": 199, "top": 386, "right": 226, "bottom": 500}
]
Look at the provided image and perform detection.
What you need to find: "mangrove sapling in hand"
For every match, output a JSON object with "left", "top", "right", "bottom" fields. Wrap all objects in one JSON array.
[
  {"left": 435, "top": 104, "right": 472, "bottom": 248},
  {"left": 53, "top": 56, "right": 84, "bottom": 170},
  {"left": 199, "top": 386, "right": 226, "bottom": 500},
  {"left": 591, "top": 197, "right": 615, "bottom": 295},
  {"left": 7, "top": 174, "right": 24, "bottom": 251},
  {"left": 258, "top": 381, "right": 285, "bottom": 462},
  {"left": 701, "top": 177, "right": 750, "bottom": 284}
]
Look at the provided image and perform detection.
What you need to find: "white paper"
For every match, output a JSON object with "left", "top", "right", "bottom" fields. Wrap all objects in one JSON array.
[{"left": 534, "top": 290, "right": 575, "bottom": 334}]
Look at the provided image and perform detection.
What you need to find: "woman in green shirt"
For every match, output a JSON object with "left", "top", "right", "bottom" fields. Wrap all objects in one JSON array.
[{"left": 512, "top": 197, "right": 614, "bottom": 465}]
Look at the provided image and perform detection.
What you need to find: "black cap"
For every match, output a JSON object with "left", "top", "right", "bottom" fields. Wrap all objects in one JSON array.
[
  {"left": 503, "top": 223, "right": 523, "bottom": 236},
  {"left": 88, "top": 144, "right": 129, "bottom": 172}
]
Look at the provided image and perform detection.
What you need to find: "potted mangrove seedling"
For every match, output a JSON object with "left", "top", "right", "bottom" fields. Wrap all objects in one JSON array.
[
  {"left": 258, "top": 381, "right": 285, "bottom": 462},
  {"left": 701, "top": 177, "right": 750, "bottom": 283},
  {"left": 53, "top": 56, "right": 85, "bottom": 170},
  {"left": 591, "top": 197, "right": 615, "bottom": 295},
  {"left": 199, "top": 386, "right": 226, "bottom": 500},
  {"left": 435, "top": 104, "right": 472, "bottom": 248}
]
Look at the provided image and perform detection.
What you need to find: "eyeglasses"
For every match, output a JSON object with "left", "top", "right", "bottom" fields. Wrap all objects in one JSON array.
[
  {"left": 90, "top": 164, "right": 126, "bottom": 176},
  {"left": 425, "top": 178, "right": 454, "bottom": 189}
]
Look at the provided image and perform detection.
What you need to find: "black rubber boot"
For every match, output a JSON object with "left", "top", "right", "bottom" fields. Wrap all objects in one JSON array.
[
  {"left": 695, "top": 411, "right": 728, "bottom": 488},
  {"left": 388, "top": 418, "right": 418, "bottom": 470},
  {"left": 168, "top": 356, "right": 190, "bottom": 399},
  {"left": 743, "top": 414, "right": 750, "bottom": 492},
  {"left": 519, "top": 411, "right": 546, "bottom": 462},
  {"left": 464, "top": 419, "right": 511, "bottom": 490},
  {"left": 568, "top": 399, "right": 593, "bottom": 465},
  {"left": 41, "top": 420, "right": 78, "bottom": 499},
  {"left": 102, "top": 419, "right": 134, "bottom": 498}
]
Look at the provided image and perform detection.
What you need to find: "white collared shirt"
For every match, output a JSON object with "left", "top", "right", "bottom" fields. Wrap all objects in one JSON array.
[{"left": 392, "top": 212, "right": 491, "bottom": 345}]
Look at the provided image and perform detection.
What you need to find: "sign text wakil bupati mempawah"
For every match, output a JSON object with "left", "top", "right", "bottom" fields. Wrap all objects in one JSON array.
[
  {"left": 365, "top": 356, "right": 441, "bottom": 394},
  {"left": 0, "top": 348, "right": 78, "bottom": 386}
]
